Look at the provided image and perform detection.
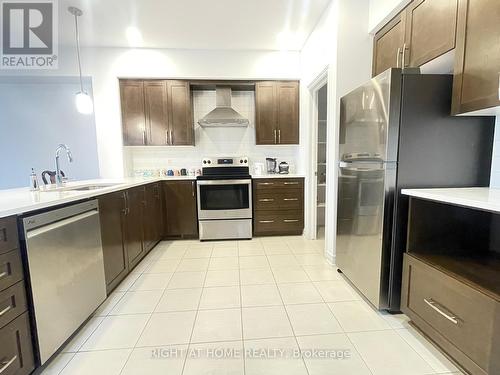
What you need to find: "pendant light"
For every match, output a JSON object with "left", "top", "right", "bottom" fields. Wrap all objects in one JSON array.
[{"left": 68, "top": 6, "right": 93, "bottom": 114}]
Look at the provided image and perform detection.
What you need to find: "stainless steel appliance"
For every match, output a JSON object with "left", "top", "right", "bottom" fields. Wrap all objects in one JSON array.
[
  {"left": 22, "top": 200, "right": 106, "bottom": 364},
  {"left": 266, "top": 158, "right": 277, "bottom": 174},
  {"left": 197, "top": 157, "right": 252, "bottom": 240},
  {"left": 336, "top": 69, "right": 494, "bottom": 311}
]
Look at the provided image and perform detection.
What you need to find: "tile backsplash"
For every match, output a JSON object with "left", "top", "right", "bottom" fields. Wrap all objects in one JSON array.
[{"left": 123, "top": 90, "right": 299, "bottom": 176}]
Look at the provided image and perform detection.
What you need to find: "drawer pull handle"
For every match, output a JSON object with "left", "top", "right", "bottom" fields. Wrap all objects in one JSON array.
[
  {"left": 259, "top": 199, "right": 274, "bottom": 202},
  {"left": 259, "top": 183, "right": 274, "bottom": 186},
  {"left": 259, "top": 220, "right": 275, "bottom": 223},
  {"left": 283, "top": 182, "right": 299, "bottom": 185},
  {"left": 424, "top": 298, "right": 459, "bottom": 325},
  {"left": 0, "top": 304, "right": 12, "bottom": 317},
  {"left": 0, "top": 355, "right": 17, "bottom": 374},
  {"left": 284, "top": 219, "right": 299, "bottom": 223},
  {"left": 0, "top": 271, "right": 8, "bottom": 280},
  {"left": 283, "top": 198, "right": 298, "bottom": 201}
]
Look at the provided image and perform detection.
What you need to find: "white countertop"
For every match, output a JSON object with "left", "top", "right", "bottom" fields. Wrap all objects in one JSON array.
[
  {"left": 401, "top": 187, "right": 500, "bottom": 213},
  {"left": 251, "top": 174, "right": 305, "bottom": 179},
  {"left": 0, "top": 174, "right": 305, "bottom": 218},
  {"left": 0, "top": 177, "right": 195, "bottom": 219}
]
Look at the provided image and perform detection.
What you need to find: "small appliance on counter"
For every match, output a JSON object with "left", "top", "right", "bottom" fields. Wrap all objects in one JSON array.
[
  {"left": 266, "top": 158, "right": 277, "bottom": 174},
  {"left": 279, "top": 162, "right": 290, "bottom": 174}
]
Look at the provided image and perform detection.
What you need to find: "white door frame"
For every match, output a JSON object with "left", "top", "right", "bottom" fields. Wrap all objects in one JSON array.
[{"left": 305, "top": 66, "right": 329, "bottom": 241}]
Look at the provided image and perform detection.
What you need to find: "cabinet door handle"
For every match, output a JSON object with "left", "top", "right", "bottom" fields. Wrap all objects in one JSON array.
[
  {"left": 396, "top": 47, "right": 402, "bottom": 68},
  {"left": 165, "top": 130, "right": 169, "bottom": 145},
  {"left": 424, "top": 298, "right": 459, "bottom": 325},
  {"left": 0, "top": 304, "right": 12, "bottom": 317},
  {"left": 258, "top": 182, "right": 274, "bottom": 186},
  {"left": 170, "top": 130, "right": 174, "bottom": 145},
  {"left": 0, "top": 356, "right": 17, "bottom": 374},
  {"left": 402, "top": 43, "right": 408, "bottom": 68},
  {"left": 283, "top": 219, "right": 299, "bottom": 223},
  {"left": 274, "top": 129, "right": 277, "bottom": 144},
  {"left": 0, "top": 271, "right": 8, "bottom": 280},
  {"left": 278, "top": 129, "right": 281, "bottom": 144},
  {"left": 259, "top": 198, "right": 274, "bottom": 202},
  {"left": 283, "top": 182, "right": 299, "bottom": 185},
  {"left": 259, "top": 220, "right": 275, "bottom": 223},
  {"left": 142, "top": 129, "right": 146, "bottom": 145},
  {"left": 283, "top": 198, "right": 298, "bottom": 201},
  {"left": 192, "top": 181, "right": 195, "bottom": 197}
]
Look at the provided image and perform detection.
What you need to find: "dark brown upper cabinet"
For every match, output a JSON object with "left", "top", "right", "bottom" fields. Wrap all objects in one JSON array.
[
  {"left": 120, "top": 79, "right": 194, "bottom": 146},
  {"left": 404, "top": 0, "right": 458, "bottom": 68},
  {"left": 255, "top": 80, "right": 299, "bottom": 145},
  {"left": 167, "top": 80, "right": 194, "bottom": 146},
  {"left": 372, "top": 0, "right": 458, "bottom": 76},
  {"left": 120, "top": 80, "right": 147, "bottom": 145},
  {"left": 452, "top": 0, "right": 500, "bottom": 114},
  {"left": 144, "top": 80, "right": 169, "bottom": 146},
  {"left": 373, "top": 13, "right": 407, "bottom": 77},
  {"left": 163, "top": 181, "right": 198, "bottom": 238}
]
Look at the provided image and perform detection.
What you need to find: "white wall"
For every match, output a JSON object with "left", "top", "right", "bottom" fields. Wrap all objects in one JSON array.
[
  {"left": 300, "top": 0, "right": 373, "bottom": 262},
  {"left": 368, "top": 0, "right": 412, "bottom": 33},
  {"left": 1, "top": 47, "right": 301, "bottom": 179}
]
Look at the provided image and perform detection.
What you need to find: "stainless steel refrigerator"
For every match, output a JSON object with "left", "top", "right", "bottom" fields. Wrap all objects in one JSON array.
[{"left": 336, "top": 69, "right": 495, "bottom": 312}]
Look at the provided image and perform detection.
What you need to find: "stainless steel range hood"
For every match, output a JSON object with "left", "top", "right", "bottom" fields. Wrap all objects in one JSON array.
[{"left": 198, "top": 87, "right": 249, "bottom": 127}]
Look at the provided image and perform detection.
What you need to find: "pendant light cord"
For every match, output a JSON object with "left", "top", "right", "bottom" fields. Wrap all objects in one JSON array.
[{"left": 73, "top": 12, "right": 84, "bottom": 94}]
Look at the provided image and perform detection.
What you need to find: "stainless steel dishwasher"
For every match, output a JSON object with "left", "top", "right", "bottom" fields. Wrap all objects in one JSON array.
[{"left": 23, "top": 200, "right": 106, "bottom": 364}]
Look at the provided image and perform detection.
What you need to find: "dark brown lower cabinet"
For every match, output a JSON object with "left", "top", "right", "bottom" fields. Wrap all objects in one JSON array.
[
  {"left": 163, "top": 181, "right": 198, "bottom": 238},
  {"left": 98, "top": 191, "right": 129, "bottom": 294},
  {"left": 143, "top": 183, "right": 163, "bottom": 252},
  {"left": 0, "top": 312, "right": 35, "bottom": 375},
  {"left": 253, "top": 178, "right": 304, "bottom": 236},
  {"left": 124, "top": 187, "right": 145, "bottom": 270}
]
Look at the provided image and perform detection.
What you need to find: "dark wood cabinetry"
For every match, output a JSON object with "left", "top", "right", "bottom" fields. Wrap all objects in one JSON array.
[
  {"left": 255, "top": 81, "right": 299, "bottom": 145},
  {"left": 253, "top": 178, "right": 304, "bottom": 236},
  {"left": 123, "top": 187, "right": 145, "bottom": 269},
  {"left": 372, "top": 0, "right": 458, "bottom": 76},
  {"left": 143, "top": 183, "right": 163, "bottom": 252},
  {"left": 163, "top": 181, "right": 198, "bottom": 238},
  {"left": 0, "top": 217, "right": 34, "bottom": 375},
  {"left": 373, "top": 13, "right": 407, "bottom": 76},
  {"left": 120, "top": 79, "right": 194, "bottom": 146},
  {"left": 120, "top": 80, "right": 147, "bottom": 146},
  {"left": 98, "top": 191, "right": 128, "bottom": 293},
  {"left": 452, "top": 0, "right": 500, "bottom": 114}
]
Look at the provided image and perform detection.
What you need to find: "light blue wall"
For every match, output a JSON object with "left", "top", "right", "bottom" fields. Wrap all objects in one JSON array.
[{"left": 0, "top": 76, "right": 100, "bottom": 190}]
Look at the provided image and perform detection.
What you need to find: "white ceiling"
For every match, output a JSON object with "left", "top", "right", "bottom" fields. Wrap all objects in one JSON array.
[{"left": 59, "top": 0, "right": 331, "bottom": 51}]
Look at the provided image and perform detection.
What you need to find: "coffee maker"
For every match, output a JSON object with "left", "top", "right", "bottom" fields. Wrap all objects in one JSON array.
[{"left": 266, "top": 158, "right": 277, "bottom": 174}]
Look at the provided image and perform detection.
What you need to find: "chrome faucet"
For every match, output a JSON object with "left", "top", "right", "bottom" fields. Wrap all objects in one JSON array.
[{"left": 55, "top": 144, "right": 73, "bottom": 186}]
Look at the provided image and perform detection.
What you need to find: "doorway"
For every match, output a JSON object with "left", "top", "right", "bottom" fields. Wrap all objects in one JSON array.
[{"left": 316, "top": 84, "right": 328, "bottom": 240}]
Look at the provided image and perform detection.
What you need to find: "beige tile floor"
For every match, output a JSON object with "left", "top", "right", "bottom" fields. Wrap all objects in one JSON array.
[{"left": 41, "top": 236, "right": 463, "bottom": 375}]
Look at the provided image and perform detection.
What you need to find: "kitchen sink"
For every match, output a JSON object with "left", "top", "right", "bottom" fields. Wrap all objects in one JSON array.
[{"left": 42, "top": 183, "right": 120, "bottom": 192}]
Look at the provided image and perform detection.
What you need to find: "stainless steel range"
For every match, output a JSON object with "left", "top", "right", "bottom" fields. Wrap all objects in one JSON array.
[{"left": 197, "top": 156, "right": 252, "bottom": 240}]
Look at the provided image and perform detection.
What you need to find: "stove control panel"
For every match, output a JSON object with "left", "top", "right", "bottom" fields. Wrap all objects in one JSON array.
[{"left": 202, "top": 157, "right": 248, "bottom": 167}]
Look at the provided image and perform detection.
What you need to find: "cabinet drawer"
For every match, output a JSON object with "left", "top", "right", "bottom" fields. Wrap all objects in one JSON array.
[
  {"left": 0, "top": 312, "right": 35, "bottom": 375},
  {"left": 402, "top": 254, "right": 497, "bottom": 371},
  {"left": 0, "top": 218, "right": 18, "bottom": 255},
  {"left": 255, "top": 190, "right": 303, "bottom": 211},
  {"left": 0, "top": 249, "right": 23, "bottom": 293},
  {"left": 0, "top": 281, "right": 27, "bottom": 330},
  {"left": 254, "top": 210, "right": 304, "bottom": 235},
  {"left": 254, "top": 178, "right": 303, "bottom": 191}
]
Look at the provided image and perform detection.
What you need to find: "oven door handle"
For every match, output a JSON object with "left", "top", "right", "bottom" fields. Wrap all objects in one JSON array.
[{"left": 196, "top": 179, "right": 252, "bottom": 186}]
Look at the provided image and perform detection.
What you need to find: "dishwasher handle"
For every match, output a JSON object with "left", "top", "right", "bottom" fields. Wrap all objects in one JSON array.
[{"left": 26, "top": 210, "right": 99, "bottom": 239}]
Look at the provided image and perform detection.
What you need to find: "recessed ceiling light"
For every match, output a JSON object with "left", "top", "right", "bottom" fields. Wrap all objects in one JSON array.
[{"left": 126, "top": 26, "right": 143, "bottom": 47}]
